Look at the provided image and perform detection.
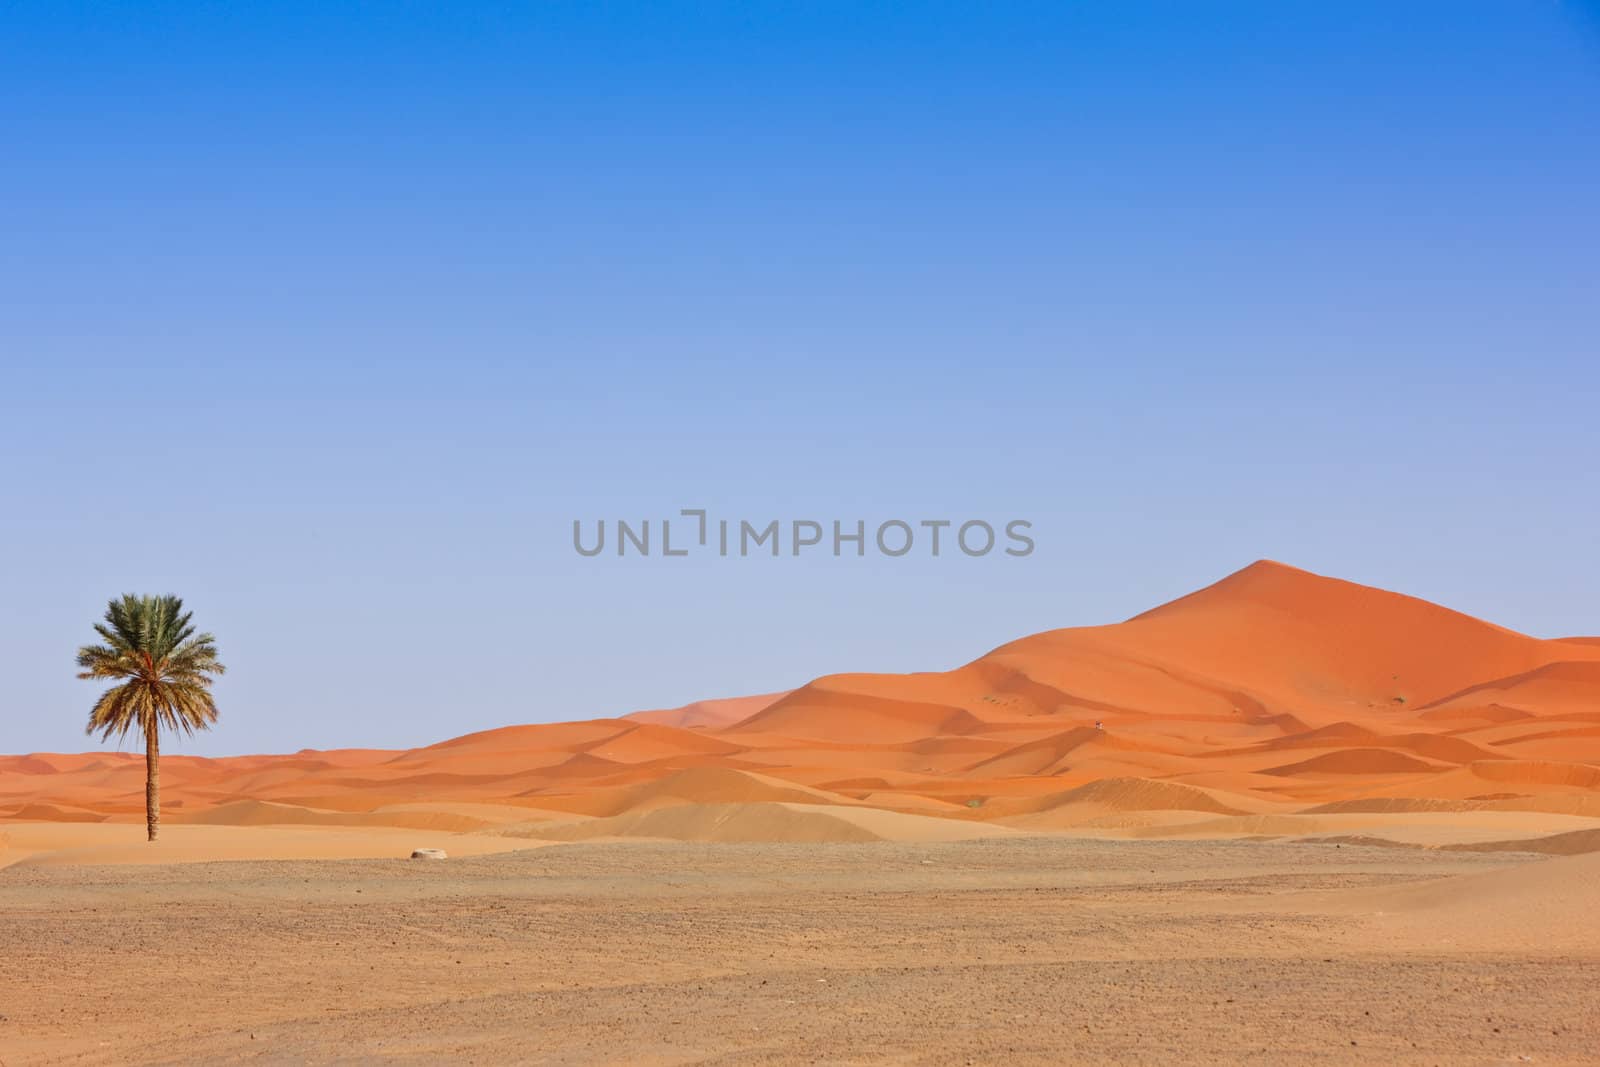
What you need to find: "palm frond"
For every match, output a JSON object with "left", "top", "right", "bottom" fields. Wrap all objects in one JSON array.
[{"left": 78, "top": 594, "right": 225, "bottom": 741}]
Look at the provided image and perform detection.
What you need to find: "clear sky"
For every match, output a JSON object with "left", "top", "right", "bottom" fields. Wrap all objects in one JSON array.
[{"left": 4, "top": 2, "right": 1598, "bottom": 756}]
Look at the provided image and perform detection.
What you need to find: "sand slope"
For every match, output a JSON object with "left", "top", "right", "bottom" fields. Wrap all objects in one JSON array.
[
  {"left": 625, "top": 691, "right": 789, "bottom": 730},
  {"left": 517, "top": 801, "right": 1018, "bottom": 844},
  {"left": 1349, "top": 850, "right": 1600, "bottom": 951}
]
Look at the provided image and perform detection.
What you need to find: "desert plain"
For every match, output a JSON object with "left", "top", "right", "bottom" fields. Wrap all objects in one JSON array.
[{"left": 4, "top": 561, "right": 1600, "bottom": 1063}]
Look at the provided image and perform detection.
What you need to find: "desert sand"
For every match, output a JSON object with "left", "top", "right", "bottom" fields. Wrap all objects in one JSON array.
[
  {"left": 2, "top": 840, "right": 1598, "bottom": 1064},
  {"left": 4, "top": 561, "right": 1600, "bottom": 1062}
]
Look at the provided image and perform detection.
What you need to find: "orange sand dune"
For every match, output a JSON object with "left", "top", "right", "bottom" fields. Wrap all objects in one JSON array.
[
  {"left": 523, "top": 766, "right": 856, "bottom": 817},
  {"left": 987, "top": 777, "right": 1257, "bottom": 829},
  {"left": 626, "top": 691, "right": 789, "bottom": 730},
  {"left": 515, "top": 800, "right": 1017, "bottom": 844},
  {"left": 8, "top": 561, "right": 1600, "bottom": 860},
  {"left": 1442, "top": 826, "right": 1600, "bottom": 855},
  {"left": 1260, "top": 749, "right": 1451, "bottom": 777}
]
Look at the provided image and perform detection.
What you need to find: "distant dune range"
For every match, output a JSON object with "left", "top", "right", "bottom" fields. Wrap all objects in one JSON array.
[{"left": 7, "top": 561, "right": 1600, "bottom": 863}]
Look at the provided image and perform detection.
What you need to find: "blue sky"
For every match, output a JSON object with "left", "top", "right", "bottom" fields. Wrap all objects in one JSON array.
[{"left": 4, "top": 2, "right": 1598, "bottom": 756}]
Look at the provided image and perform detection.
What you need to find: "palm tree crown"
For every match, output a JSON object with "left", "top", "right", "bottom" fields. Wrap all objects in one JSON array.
[
  {"left": 77, "top": 594, "right": 225, "bottom": 741},
  {"left": 77, "top": 594, "right": 225, "bottom": 841}
]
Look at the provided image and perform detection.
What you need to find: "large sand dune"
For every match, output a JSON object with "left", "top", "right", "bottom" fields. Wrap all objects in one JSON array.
[{"left": 7, "top": 561, "right": 1600, "bottom": 863}]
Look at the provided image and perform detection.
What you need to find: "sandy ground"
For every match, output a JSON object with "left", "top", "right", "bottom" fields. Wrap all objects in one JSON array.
[
  {"left": 0, "top": 821, "right": 549, "bottom": 868},
  {"left": 3, "top": 838, "right": 1597, "bottom": 1066}
]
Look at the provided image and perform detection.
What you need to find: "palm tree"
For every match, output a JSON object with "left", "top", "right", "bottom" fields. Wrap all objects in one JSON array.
[{"left": 76, "top": 594, "right": 226, "bottom": 841}]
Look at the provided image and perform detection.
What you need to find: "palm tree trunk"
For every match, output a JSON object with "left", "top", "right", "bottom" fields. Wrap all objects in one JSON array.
[{"left": 145, "top": 716, "right": 160, "bottom": 842}]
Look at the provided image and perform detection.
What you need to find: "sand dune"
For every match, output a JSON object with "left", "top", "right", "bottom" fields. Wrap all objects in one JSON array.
[
  {"left": 3, "top": 803, "right": 107, "bottom": 823},
  {"left": 1438, "top": 826, "right": 1600, "bottom": 855},
  {"left": 173, "top": 798, "right": 499, "bottom": 833},
  {"left": 626, "top": 691, "right": 789, "bottom": 730},
  {"left": 728, "top": 682, "right": 991, "bottom": 741},
  {"left": 993, "top": 776, "right": 1256, "bottom": 824},
  {"left": 524, "top": 766, "right": 857, "bottom": 818},
  {"left": 8, "top": 561, "right": 1600, "bottom": 860},
  {"left": 518, "top": 801, "right": 1018, "bottom": 844},
  {"left": 1208, "top": 722, "right": 1502, "bottom": 764},
  {"left": 1420, "top": 660, "right": 1600, "bottom": 714},
  {"left": 1260, "top": 749, "right": 1450, "bottom": 777},
  {"left": 1347, "top": 759, "right": 1600, "bottom": 803}
]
